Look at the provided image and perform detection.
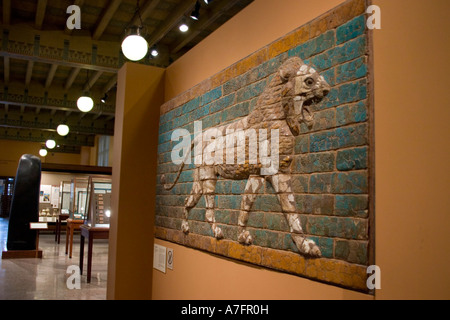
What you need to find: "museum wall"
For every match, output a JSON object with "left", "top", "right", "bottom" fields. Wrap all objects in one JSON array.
[
  {"left": 148, "top": 0, "right": 450, "bottom": 300},
  {"left": 0, "top": 139, "right": 93, "bottom": 177}
]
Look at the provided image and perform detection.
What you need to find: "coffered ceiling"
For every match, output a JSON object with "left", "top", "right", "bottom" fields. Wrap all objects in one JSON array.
[{"left": 0, "top": 0, "right": 253, "bottom": 153}]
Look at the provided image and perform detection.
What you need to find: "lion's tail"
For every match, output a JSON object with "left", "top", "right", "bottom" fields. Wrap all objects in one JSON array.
[{"left": 160, "top": 139, "right": 195, "bottom": 191}]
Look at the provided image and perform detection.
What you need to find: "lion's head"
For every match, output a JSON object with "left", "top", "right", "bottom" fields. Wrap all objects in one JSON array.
[{"left": 279, "top": 57, "right": 330, "bottom": 136}]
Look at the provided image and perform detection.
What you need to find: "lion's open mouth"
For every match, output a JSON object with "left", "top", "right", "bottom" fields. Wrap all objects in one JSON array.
[{"left": 294, "top": 96, "right": 317, "bottom": 123}]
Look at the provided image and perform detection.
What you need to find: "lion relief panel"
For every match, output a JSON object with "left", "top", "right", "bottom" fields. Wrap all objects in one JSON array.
[{"left": 155, "top": 0, "right": 373, "bottom": 292}]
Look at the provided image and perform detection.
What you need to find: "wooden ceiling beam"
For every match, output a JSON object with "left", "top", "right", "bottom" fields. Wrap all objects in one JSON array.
[
  {"left": 102, "top": 75, "right": 117, "bottom": 95},
  {"left": 92, "top": 0, "right": 123, "bottom": 40},
  {"left": 2, "top": 0, "right": 11, "bottom": 25},
  {"left": 84, "top": 71, "right": 103, "bottom": 92},
  {"left": 171, "top": 0, "right": 240, "bottom": 54},
  {"left": 0, "top": 51, "right": 119, "bottom": 74},
  {"left": 45, "top": 64, "right": 58, "bottom": 89},
  {"left": 25, "top": 61, "right": 34, "bottom": 87},
  {"left": 65, "top": 67, "right": 81, "bottom": 91},
  {"left": 3, "top": 57, "right": 10, "bottom": 84},
  {"left": 147, "top": 0, "right": 197, "bottom": 48},
  {"left": 35, "top": 0, "right": 48, "bottom": 30},
  {"left": 131, "top": 0, "right": 161, "bottom": 26}
]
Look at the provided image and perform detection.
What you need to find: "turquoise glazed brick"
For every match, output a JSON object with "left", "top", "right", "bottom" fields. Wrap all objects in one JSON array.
[
  {"left": 335, "top": 195, "right": 369, "bottom": 218},
  {"left": 332, "top": 171, "right": 368, "bottom": 194},
  {"left": 336, "top": 101, "right": 368, "bottom": 126},
  {"left": 307, "top": 36, "right": 366, "bottom": 71},
  {"left": 182, "top": 97, "right": 201, "bottom": 114},
  {"left": 336, "top": 15, "right": 366, "bottom": 45},
  {"left": 209, "top": 93, "right": 235, "bottom": 113},
  {"left": 336, "top": 147, "right": 368, "bottom": 171},
  {"left": 309, "top": 236, "right": 334, "bottom": 258},
  {"left": 310, "top": 123, "right": 368, "bottom": 152},
  {"left": 336, "top": 57, "right": 367, "bottom": 84},
  {"left": 201, "top": 86, "right": 222, "bottom": 106},
  {"left": 288, "top": 30, "right": 335, "bottom": 59},
  {"left": 236, "top": 79, "right": 267, "bottom": 103},
  {"left": 335, "top": 240, "right": 368, "bottom": 264}
]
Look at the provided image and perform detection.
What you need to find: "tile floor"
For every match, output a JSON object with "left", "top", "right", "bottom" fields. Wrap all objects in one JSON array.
[{"left": 0, "top": 218, "right": 108, "bottom": 300}]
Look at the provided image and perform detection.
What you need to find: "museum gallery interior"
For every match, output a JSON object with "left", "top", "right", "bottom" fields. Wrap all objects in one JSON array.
[{"left": 0, "top": 0, "right": 448, "bottom": 301}]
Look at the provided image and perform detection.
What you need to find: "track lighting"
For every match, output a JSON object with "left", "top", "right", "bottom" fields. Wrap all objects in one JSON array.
[{"left": 191, "top": 1, "right": 200, "bottom": 20}]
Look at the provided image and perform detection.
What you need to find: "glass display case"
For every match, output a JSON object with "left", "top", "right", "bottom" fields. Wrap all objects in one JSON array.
[
  {"left": 60, "top": 180, "right": 71, "bottom": 214},
  {"left": 69, "top": 177, "right": 89, "bottom": 220},
  {"left": 84, "top": 176, "right": 112, "bottom": 228}
]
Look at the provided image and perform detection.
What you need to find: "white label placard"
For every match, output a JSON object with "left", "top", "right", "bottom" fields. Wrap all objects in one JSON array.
[
  {"left": 30, "top": 222, "right": 48, "bottom": 230},
  {"left": 167, "top": 248, "right": 174, "bottom": 270},
  {"left": 153, "top": 244, "right": 166, "bottom": 273}
]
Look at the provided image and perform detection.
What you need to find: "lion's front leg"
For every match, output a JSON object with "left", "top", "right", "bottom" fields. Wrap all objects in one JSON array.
[
  {"left": 268, "top": 174, "right": 321, "bottom": 257},
  {"left": 238, "top": 176, "right": 265, "bottom": 245}
]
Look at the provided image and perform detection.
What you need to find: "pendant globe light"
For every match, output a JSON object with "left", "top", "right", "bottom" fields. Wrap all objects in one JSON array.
[
  {"left": 122, "top": 1, "right": 148, "bottom": 61},
  {"left": 77, "top": 95, "right": 94, "bottom": 112},
  {"left": 77, "top": 70, "right": 94, "bottom": 112},
  {"left": 57, "top": 124, "right": 70, "bottom": 136},
  {"left": 39, "top": 148, "right": 48, "bottom": 157},
  {"left": 46, "top": 139, "right": 56, "bottom": 149}
]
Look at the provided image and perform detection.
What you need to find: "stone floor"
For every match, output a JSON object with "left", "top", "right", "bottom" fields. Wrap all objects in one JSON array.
[{"left": 0, "top": 217, "right": 108, "bottom": 300}]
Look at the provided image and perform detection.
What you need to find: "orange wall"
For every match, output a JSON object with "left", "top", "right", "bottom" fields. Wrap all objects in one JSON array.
[
  {"left": 0, "top": 139, "right": 87, "bottom": 176},
  {"left": 373, "top": 0, "right": 450, "bottom": 299},
  {"left": 149, "top": 0, "right": 450, "bottom": 300}
]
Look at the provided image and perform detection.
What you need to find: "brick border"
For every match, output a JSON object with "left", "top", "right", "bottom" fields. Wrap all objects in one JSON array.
[{"left": 156, "top": 226, "right": 368, "bottom": 292}]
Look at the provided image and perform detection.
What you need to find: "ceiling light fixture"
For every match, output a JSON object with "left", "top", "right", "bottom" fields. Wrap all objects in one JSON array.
[
  {"left": 46, "top": 139, "right": 56, "bottom": 149},
  {"left": 77, "top": 70, "right": 94, "bottom": 112},
  {"left": 179, "top": 23, "right": 189, "bottom": 32},
  {"left": 57, "top": 124, "right": 70, "bottom": 136},
  {"left": 39, "top": 148, "right": 48, "bottom": 157},
  {"left": 204, "top": 0, "right": 213, "bottom": 4},
  {"left": 190, "top": 1, "right": 201, "bottom": 20},
  {"left": 101, "top": 93, "right": 108, "bottom": 104},
  {"left": 77, "top": 95, "right": 94, "bottom": 112},
  {"left": 151, "top": 48, "right": 159, "bottom": 57},
  {"left": 121, "top": 1, "right": 148, "bottom": 61}
]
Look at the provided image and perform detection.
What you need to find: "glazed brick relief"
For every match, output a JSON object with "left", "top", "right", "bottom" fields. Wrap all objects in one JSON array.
[{"left": 155, "top": 0, "right": 373, "bottom": 292}]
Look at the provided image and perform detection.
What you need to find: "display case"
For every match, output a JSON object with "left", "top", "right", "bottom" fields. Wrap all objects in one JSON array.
[
  {"left": 60, "top": 180, "right": 71, "bottom": 214},
  {"left": 84, "top": 176, "right": 112, "bottom": 228},
  {"left": 68, "top": 177, "right": 88, "bottom": 220}
]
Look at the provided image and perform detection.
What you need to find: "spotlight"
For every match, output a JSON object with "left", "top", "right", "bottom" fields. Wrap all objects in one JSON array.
[
  {"left": 151, "top": 48, "right": 159, "bottom": 57},
  {"left": 101, "top": 94, "right": 108, "bottom": 104},
  {"left": 179, "top": 23, "right": 189, "bottom": 32},
  {"left": 191, "top": 1, "right": 200, "bottom": 20},
  {"left": 204, "top": 0, "right": 213, "bottom": 4}
]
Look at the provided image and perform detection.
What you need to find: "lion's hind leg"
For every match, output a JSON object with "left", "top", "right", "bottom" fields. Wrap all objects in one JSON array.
[{"left": 182, "top": 169, "right": 202, "bottom": 234}]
